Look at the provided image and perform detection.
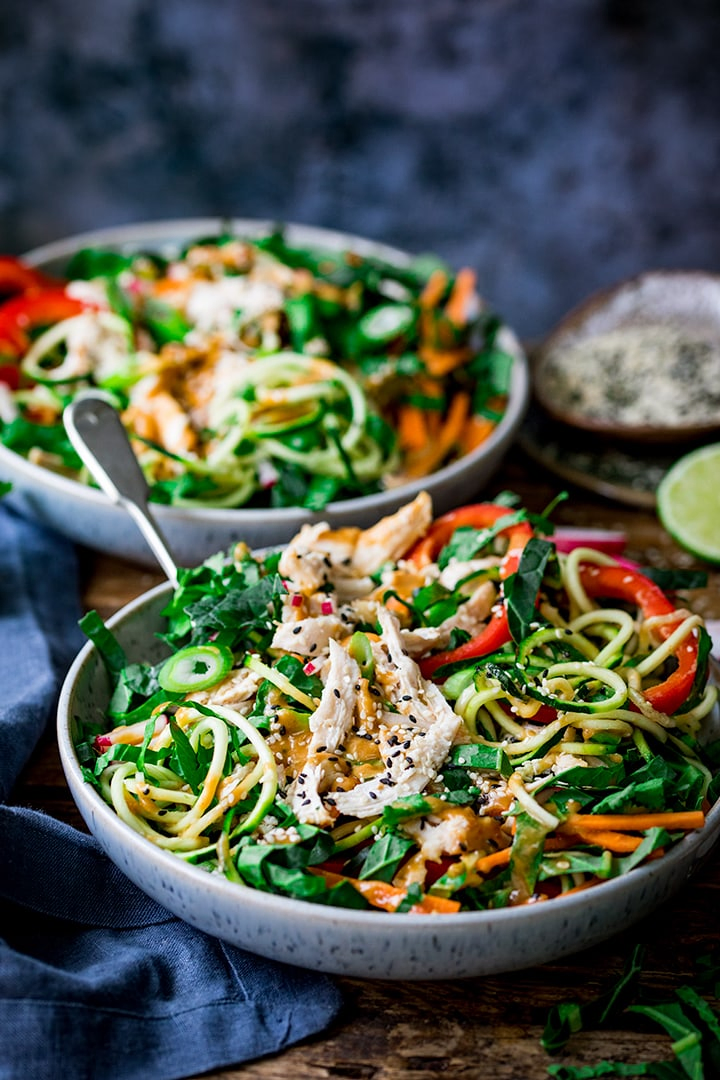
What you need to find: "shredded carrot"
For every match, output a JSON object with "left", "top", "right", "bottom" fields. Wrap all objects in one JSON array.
[
  {"left": 420, "top": 344, "right": 472, "bottom": 378},
  {"left": 565, "top": 827, "right": 644, "bottom": 853},
  {"left": 460, "top": 415, "right": 495, "bottom": 454},
  {"left": 445, "top": 267, "right": 477, "bottom": 326},
  {"left": 420, "top": 269, "right": 448, "bottom": 309},
  {"left": 401, "top": 391, "right": 471, "bottom": 480},
  {"left": 568, "top": 812, "right": 705, "bottom": 833},
  {"left": 475, "top": 847, "right": 512, "bottom": 875},
  {"left": 312, "top": 869, "right": 460, "bottom": 914},
  {"left": 417, "top": 375, "right": 445, "bottom": 397},
  {"left": 152, "top": 278, "right": 191, "bottom": 298},
  {"left": 542, "top": 835, "right": 578, "bottom": 851},
  {"left": 397, "top": 404, "right": 429, "bottom": 452},
  {"left": 425, "top": 410, "right": 441, "bottom": 439}
]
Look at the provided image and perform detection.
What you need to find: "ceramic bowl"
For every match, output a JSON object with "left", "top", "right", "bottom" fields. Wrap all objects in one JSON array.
[
  {"left": 57, "top": 581, "right": 720, "bottom": 981},
  {"left": 533, "top": 270, "right": 720, "bottom": 444},
  {"left": 1, "top": 219, "right": 530, "bottom": 568}
]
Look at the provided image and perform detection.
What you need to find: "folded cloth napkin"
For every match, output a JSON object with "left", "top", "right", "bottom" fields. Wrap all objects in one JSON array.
[{"left": 0, "top": 506, "right": 342, "bottom": 1080}]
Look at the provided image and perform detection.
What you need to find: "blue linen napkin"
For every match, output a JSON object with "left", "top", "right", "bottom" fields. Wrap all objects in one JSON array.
[{"left": 0, "top": 506, "right": 342, "bottom": 1080}]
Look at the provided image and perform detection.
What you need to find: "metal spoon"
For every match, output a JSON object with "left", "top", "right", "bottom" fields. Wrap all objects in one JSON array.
[{"left": 63, "top": 393, "right": 180, "bottom": 587}]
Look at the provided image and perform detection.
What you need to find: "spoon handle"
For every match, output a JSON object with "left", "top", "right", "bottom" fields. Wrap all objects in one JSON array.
[{"left": 63, "top": 394, "right": 180, "bottom": 587}]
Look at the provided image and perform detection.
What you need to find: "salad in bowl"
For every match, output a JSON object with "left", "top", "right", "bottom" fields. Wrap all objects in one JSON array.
[
  {"left": 70, "top": 491, "right": 719, "bottom": 917},
  {"left": 0, "top": 226, "right": 516, "bottom": 513}
]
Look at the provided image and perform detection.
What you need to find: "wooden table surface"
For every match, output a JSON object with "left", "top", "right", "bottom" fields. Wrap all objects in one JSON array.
[{"left": 11, "top": 447, "right": 720, "bottom": 1080}]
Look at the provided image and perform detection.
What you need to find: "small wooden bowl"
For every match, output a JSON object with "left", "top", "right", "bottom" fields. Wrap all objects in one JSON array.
[{"left": 533, "top": 270, "right": 720, "bottom": 444}]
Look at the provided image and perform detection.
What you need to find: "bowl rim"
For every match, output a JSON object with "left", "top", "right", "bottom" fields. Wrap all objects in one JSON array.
[
  {"left": 2, "top": 216, "right": 529, "bottom": 526},
  {"left": 57, "top": 576, "right": 720, "bottom": 931}
]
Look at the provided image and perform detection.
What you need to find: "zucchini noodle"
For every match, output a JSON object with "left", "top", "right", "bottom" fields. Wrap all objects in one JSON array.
[
  {"left": 99, "top": 706, "right": 276, "bottom": 853},
  {"left": 563, "top": 547, "right": 620, "bottom": 616},
  {"left": 635, "top": 614, "right": 702, "bottom": 677},
  {"left": 508, "top": 774, "right": 560, "bottom": 830}
]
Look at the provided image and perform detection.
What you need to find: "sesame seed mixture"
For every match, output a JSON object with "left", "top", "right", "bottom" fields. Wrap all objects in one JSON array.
[{"left": 538, "top": 325, "right": 720, "bottom": 430}]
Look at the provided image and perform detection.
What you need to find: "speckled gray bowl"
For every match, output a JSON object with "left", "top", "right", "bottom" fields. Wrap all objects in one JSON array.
[
  {"left": 57, "top": 582, "right": 720, "bottom": 980},
  {"left": 1, "top": 218, "right": 529, "bottom": 568}
]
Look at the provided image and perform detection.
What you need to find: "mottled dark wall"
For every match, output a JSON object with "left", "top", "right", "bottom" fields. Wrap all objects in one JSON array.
[{"left": 1, "top": 0, "right": 719, "bottom": 338}]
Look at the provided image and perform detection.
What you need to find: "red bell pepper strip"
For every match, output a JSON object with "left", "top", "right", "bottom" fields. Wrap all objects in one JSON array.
[
  {"left": 405, "top": 504, "right": 534, "bottom": 680},
  {"left": 0, "top": 288, "right": 97, "bottom": 356},
  {"left": 419, "top": 605, "right": 512, "bottom": 680},
  {"left": 0, "top": 365, "right": 19, "bottom": 390},
  {"left": 0, "top": 256, "right": 56, "bottom": 299},
  {"left": 405, "top": 503, "right": 531, "bottom": 569},
  {"left": 579, "top": 563, "right": 698, "bottom": 715}
]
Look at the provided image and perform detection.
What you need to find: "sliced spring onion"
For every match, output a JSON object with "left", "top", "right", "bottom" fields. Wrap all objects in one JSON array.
[
  {"left": 357, "top": 303, "right": 415, "bottom": 345},
  {"left": 157, "top": 644, "right": 233, "bottom": 694},
  {"left": 348, "top": 631, "right": 375, "bottom": 680}
]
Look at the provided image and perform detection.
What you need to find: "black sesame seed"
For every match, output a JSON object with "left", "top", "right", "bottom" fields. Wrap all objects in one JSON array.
[
  {"left": 310, "top": 643, "right": 317, "bottom": 653},
  {"left": 401, "top": 694, "right": 412, "bottom": 701},
  {"left": 403, "top": 740, "right": 411, "bottom": 749},
  {"left": 369, "top": 791, "right": 378, "bottom": 800},
  {"left": 333, "top": 688, "right": 341, "bottom": 699},
  {"left": 316, "top": 745, "right": 327, "bottom": 752},
  {"left": 292, "top": 625, "right": 303, "bottom": 635}
]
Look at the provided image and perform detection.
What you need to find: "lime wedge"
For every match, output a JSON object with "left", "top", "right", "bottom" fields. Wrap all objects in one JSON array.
[{"left": 657, "top": 443, "right": 720, "bottom": 563}]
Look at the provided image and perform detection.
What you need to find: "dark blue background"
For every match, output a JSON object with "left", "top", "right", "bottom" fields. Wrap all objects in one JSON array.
[{"left": 2, "top": 0, "right": 719, "bottom": 338}]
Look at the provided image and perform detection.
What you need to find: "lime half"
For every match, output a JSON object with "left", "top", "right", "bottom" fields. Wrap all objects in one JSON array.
[{"left": 657, "top": 443, "right": 720, "bottom": 564}]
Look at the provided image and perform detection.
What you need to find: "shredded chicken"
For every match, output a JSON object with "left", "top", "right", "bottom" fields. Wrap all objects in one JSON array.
[
  {"left": 330, "top": 608, "right": 461, "bottom": 817},
  {"left": 271, "top": 613, "right": 350, "bottom": 657},
  {"left": 352, "top": 492, "right": 433, "bottom": 574},
  {"left": 124, "top": 373, "right": 198, "bottom": 455},
  {"left": 277, "top": 493, "right": 432, "bottom": 599},
  {"left": 191, "top": 666, "right": 262, "bottom": 714},
  {"left": 289, "top": 639, "right": 361, "bottom": 826}
]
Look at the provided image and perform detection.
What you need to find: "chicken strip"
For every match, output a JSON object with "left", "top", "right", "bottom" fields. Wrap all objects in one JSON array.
[{"left": 289, "top": 639, "right": 361, "bottom": 826}]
